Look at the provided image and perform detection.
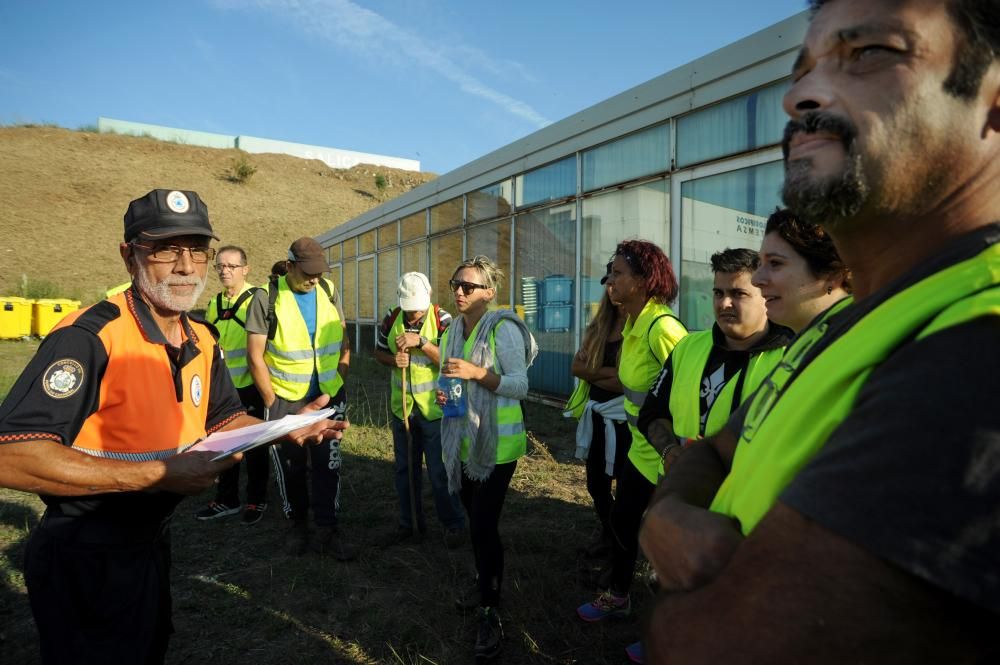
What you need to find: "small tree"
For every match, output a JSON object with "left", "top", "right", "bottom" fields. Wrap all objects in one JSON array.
[
  {"left": 225, "top": 155, "right": 258, "bottom": 184},
  {"left": 374, "top": 174, "right": 388, "bottom": 199}
]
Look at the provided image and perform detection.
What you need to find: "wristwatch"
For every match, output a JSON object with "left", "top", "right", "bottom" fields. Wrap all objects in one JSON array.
[{"left": 418, "top": 335, "right": 428, "bottom": 349}]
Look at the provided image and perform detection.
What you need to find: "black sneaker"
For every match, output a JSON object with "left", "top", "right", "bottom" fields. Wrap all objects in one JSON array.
[
  {"left": 311, "top": 526, "right": 358, "bottom": 561},
  {"left": 455, "top": 578, "right": 479, "bottom": 611},
  {"left": 194, "top": 501, "right": 240, "bottom": 521},
  {"left": 285, "top": 521, "right": 309, "bottom": 556},
  {"left": 241, "top": 503, "right": 267, "bottom": 526},
  {"left": 378, "top": 526, "right": 422, "bottom": 548},
  {"left": 444, "top": 527, "right": 465, "bottom": 550},
  {"left": 474, "top": 607, "right": 503, "bottom": 660}
]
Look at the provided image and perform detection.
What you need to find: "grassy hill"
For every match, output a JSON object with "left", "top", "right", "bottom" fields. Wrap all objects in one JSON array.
[{"left": 0, "top": 125, "right": 436, "bottom": 304}]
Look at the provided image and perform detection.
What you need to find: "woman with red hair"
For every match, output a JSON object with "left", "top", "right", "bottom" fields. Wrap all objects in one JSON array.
[{"left": 576, "top": 240, "right": 688, "bottom": 663}]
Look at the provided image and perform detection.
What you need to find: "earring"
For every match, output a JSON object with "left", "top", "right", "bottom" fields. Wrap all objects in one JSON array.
[{"left": 826, "top": 285, "right": 833, "bottom": 295}]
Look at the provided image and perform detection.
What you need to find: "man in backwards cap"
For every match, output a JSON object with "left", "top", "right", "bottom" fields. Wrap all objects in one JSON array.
[{"left": 0, "top": 189, "right": 347, "bottom": 664}]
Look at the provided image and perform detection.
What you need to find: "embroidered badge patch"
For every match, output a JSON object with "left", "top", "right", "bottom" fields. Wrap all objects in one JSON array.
[
  {"left": 190, "top": 374, "right": 203, "bottom": 407},
  {"left": 166, "top": 190, "right": 190, "bottom": 214},
  {"left": 42, "top": 359, "right": 84, "bottom": 399}
]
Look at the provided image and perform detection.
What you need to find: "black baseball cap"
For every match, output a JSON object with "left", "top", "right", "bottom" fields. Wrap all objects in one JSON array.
[
  {"left": 600, "top": 261, "right": 613, "bottom": 285},
  {"left": 123, "top": 189, "right": 219, "bottom": 242}
]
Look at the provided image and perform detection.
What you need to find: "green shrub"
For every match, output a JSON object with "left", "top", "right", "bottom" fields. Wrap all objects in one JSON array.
[{"left": 224, "top": 155, "right": 258, "bottom": 184}]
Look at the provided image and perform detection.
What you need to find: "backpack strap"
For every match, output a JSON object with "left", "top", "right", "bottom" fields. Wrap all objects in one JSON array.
[
  {"left": 646, "top": 313, "right": 686, "bottom": 360},
  {"left": 213, "top": 288, "right": 261, "bottom": 328},
  {"left": 318, "top": 278, "right": 337, "bottom": 306},
  {"left": 267, "top": 275, "right": 280, "bottom": 341}
]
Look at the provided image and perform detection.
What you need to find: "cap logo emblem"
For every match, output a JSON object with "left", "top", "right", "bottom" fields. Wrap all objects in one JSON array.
[
  {"left": 190, "top": 374, "right": 203, "bottom": 407},
  {"left": 42, "top": 359, "right": 84, "bottom": 399},
  {"left": 166, "top": 191, "right": 190, "bottom": 214}
]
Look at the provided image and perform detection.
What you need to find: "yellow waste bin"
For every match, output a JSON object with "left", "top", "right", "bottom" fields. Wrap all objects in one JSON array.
[
  {"left": 32, "top": 299, "right": 81, "bottom": 337},
  {"left": 1, "top": 297, "right": 34, "bottom": 339}
]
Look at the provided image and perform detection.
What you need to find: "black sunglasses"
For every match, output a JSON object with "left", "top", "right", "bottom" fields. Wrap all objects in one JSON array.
[{"left": 449, "top": 279, "right": 488, "bottom": 296}]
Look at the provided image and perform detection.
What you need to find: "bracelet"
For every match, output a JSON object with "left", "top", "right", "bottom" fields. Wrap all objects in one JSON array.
[{"left": 659, "top": 443, "right": 683, "bottom": 471}]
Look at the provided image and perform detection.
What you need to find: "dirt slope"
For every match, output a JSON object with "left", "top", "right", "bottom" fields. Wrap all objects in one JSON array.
[{"left": 0, "top": 126, "right": 435, "bottom": 304}]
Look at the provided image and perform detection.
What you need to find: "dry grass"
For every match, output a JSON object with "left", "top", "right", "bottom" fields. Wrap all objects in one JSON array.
[
  {"left": 0, "top": 348, "right": 655, "bottom": 664},
  {"left": 0, "top": 126, "right": 436, "bottom": 305}
]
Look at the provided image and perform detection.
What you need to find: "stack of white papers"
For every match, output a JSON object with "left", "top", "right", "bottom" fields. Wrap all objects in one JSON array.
[{"left": 185, "top": 408, "right": 338, "bottom": 461}]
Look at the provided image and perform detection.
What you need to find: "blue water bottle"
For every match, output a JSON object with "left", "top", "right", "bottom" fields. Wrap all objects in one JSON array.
[{"left": 439, "top": 374, "right": 467, "bottom": 418}]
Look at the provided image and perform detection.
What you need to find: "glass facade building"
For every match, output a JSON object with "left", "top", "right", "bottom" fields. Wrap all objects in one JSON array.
[{"left": 318, "top": 12, "right": 807, "bottom": 401}]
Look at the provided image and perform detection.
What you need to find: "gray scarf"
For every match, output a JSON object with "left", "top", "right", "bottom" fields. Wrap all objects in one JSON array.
[{"left": 441, "top": 309, "right": 538, "bottom": 493}]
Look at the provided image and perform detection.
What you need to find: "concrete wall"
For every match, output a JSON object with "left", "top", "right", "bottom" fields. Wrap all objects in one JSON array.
[
  {"left": 97, "top": 117, "right": 236, "bottom": 149},
  {"left": 96, "top": 117, "right": 420, "bottom": 172},
  {"left": 236, "top": 135, "right": 420, "bottom": 172}
]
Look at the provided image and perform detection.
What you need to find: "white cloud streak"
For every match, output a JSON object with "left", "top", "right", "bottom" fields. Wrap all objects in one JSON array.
[{"left": 220, "top": 0, "right": 551, "bottom": 128}]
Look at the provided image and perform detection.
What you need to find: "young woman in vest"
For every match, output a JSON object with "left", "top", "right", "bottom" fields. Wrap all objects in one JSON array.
[
  {"left": 567, "top": 282, "right": 628, "bottom": 568},
  {"left": 576, "top": 240, "right": 687, "bottom": 636},
  {"left": 437, "top": 255, "right": 537, "bottom": 662},
  {"left": 753, "top": 208, "right": 852, "bottom": 334}
]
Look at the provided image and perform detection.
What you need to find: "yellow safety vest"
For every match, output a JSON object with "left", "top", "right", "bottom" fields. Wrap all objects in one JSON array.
[
  {"left": 388, "top": 308, "right": 443, "bottom": 421},
  {"left": 264, "top": 276, "right": 344, "bottom": 401},
  {"left": 667, "top": 329, "right": 786, "bottom": 440},
  {"left": 621, "top": 300, "right": 688, "bottom": 483},
  {"left": 206, "top": 283, "right": 258, "bottom": 389},
  {"left": 440, "top": 320, "right": 526, "bottom": 464},
  {"left": 711, "top": 241, "right": 1000, "bottom": 534}
]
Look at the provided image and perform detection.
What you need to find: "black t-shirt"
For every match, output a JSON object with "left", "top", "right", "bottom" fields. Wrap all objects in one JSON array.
[
  {"left": 637, "top": 323, "right": 791, "bottom": 440},
  {"left": 722, "top": 222, "right": 1000, "bottom": 614},
  {"left": 589, "top": 337, "right": 624, "bottom": 403}
]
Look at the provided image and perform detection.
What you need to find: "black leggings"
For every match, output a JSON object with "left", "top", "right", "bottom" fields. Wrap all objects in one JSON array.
[
  {"left": 460, "top": 461, "right": 517, "bottom": 608},
  {"left": 585, "top": 411, "right": 631, "bottom": 538},
  {"left": 608, "top": 458, "right": 655, "bottom": 595}
]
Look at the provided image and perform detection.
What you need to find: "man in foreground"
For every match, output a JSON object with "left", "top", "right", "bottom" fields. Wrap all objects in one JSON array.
[
  {"left": 0, "top": 189, "right": 346, "bottom": 664},
  {"left": 641, "top": 0, "right": 1000, "bottom": 661}
]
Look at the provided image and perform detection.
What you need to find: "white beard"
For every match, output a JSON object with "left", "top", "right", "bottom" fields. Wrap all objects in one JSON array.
[{"left": 135, "top": 267, "right": 207, "bottom": 313}]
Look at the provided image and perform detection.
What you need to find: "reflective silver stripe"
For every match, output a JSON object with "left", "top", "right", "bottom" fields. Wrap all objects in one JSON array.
[
  {"left": 498, "top": 421, "right": 524, "bottom": 437},
  {"left": 265, "top": 342, "right": 342, "bottom": 360},
  {"left": 228, "top": 367, "right": 250, "bottom": 380},
  {"left": 626, "top": 412, "right": 639, "bottom": 427},
  {"left": 73, "top": 446, "right": 178, "bottom": 461},
  {"left": 408, "top": 380, "right": 437, "bottom": 394},
  {"left": 268, "top": 367, "right": 314, "bottom": 383},
  {"left": 226, "top": 348, "right": 248, "bottom": 359},
  {"left": 317, "top": 368, "right": 340, "bottom": 383},
  {"left": 266, "top": 345, "right": 314, "bottom": 361},
  {"left": 623, "top": 387, "right": 647, "bottom": 406},
  {"left": 316, "top": 342, "right": 342, "bottom": 356},
  {"left": 409, "top": 355, "right": 432, "bottom": 367}
]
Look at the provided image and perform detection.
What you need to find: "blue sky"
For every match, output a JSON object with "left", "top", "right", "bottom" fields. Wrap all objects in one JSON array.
[{"left": 0, "top": 0, "right": 806, "bottom": 174}]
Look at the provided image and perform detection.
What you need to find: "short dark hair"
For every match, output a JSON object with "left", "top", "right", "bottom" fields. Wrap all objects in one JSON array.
[
  {"left": 808, "top": 0, "right": 1000, "bottom": 100},
  {"left": 765, "top": 208, "right": 852, "bottom": 292},
  {"left": 216, "top": 245, "right": 247, "bottom": 265},
  {"left": 710, "top": 248, "right": 760, "bottom": 275}
]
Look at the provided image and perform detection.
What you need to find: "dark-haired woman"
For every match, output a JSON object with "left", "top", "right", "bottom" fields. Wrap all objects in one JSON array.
[
  {"left": 575, "top": 241, "right": 687, "bottom": 642},
  {"left": 752, "top": 208, "right": 851, "bottom": 333}
]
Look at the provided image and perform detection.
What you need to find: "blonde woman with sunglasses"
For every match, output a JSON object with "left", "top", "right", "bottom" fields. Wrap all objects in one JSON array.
[{"left": 437, "top": 255, "right": 537, "bottom": 662}]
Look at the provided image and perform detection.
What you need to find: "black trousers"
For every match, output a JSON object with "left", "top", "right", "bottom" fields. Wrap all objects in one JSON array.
[
  {"left": 608, "top": 458, "right": 655, "bottom": 595},
  {"left": 585, "top": 411, "right": 631, "bottom": 538},
  {"left": 215, "top": 384, "right": 270, "bottom": 506},
  {"left": 460, "top": 460, "right": 517, "bottom": 608},
  {"left": 270, "top": 388, "right": 346, "bottom": 527},
  {"left": 24, "top": 512, "right": 173, "bottom": 665}
]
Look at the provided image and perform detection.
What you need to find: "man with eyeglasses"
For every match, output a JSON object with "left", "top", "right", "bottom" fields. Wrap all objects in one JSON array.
[
  {"left": 244, "top": 237, "right": 356, "bottom": 560},
  {"left": 0, "top": 189, "right": 347, "bottom": 664},
  {"left": 194, "top": 245, "right": 272, "bottom": 525}
]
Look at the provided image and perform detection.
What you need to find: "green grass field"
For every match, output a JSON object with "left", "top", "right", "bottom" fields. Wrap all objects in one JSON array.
[{"left": 0, "top": 342, "right": 655, "bottom": 664}]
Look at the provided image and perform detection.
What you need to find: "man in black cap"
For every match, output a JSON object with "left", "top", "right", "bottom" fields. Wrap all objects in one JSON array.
[
  {"left": 0, "top": 189, "right": 347, "bottom": 664},
  {"left": 245, "top": 236, "right": 356, "bottom": 559}
]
